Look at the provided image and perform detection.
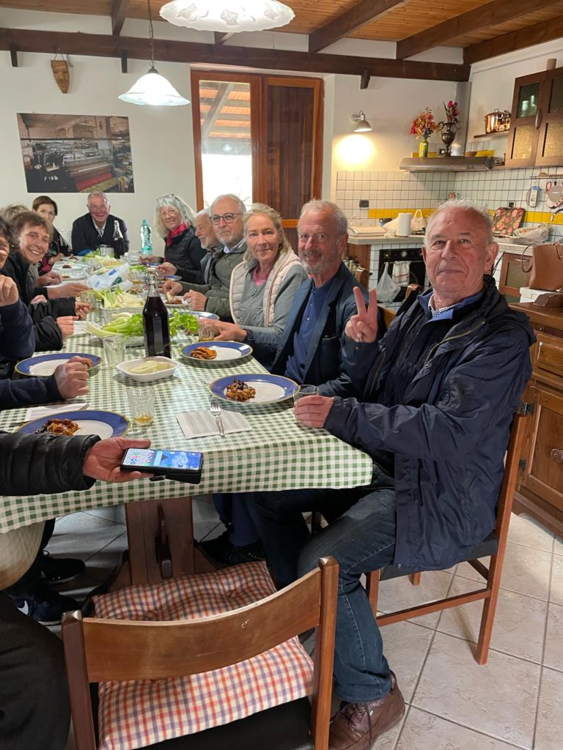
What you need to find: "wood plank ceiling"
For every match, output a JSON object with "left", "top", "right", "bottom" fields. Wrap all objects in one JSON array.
[{"left": 2, "top": 0, "right": 563, "bottom": 67}]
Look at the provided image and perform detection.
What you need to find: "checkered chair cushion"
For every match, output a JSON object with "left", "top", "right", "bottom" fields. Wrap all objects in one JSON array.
[{"left": 93, "top": 562, "right": 314, "bottom": 750}]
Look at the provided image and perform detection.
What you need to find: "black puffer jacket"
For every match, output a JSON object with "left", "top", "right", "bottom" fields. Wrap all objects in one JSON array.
[
  {"left": 163, "top": 226, "right": 206, "bottom": 283},
  {"left": 0, "top": 430, "right": 99, "bottom": 495},
  {"left": 1, "top": 254, "right": 75, "bottom": 352}
]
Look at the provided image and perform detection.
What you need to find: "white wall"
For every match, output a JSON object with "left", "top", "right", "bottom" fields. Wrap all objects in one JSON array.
[{"left": 0, "top": 7, "right": 465, "bottom": 239}]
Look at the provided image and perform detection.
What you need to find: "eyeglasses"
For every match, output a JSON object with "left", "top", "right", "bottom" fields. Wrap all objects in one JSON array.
[{"left": 210, "top": 212, "right": 242, "bottom": 225}]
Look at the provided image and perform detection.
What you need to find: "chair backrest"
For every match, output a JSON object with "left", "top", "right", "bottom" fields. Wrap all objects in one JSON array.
[
  {"left": 63, "top": 556, "right": 339, "bottom": 750},
  {"left": 379, "top": 283, "right": 421, "bottom": 329}
]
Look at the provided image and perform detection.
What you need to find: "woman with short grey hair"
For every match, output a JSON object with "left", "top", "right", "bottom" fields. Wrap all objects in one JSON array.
[{"left": 154, "top": 194, "right": 205, "bottom": 284}]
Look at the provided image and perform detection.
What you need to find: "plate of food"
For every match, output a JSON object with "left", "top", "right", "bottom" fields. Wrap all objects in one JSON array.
[
  {"left": 182, "top": 341, "right": 252, "bottom": 363},
  {"left": 208, "top": 374, "right": 297, "bottom": 404},
  {"left": 15, "top": 353, "right": 101, "bottom": 377},
  {"left": 18, "top": 410, "right": 129, "bottom": 439}
]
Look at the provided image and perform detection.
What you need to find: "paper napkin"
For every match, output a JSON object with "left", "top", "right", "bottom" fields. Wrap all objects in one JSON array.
[
  {"left": 25, "top": 400, "right": 88, "bottom": 421},
  {"left": 176, "top": 409, "right": 252, "bottom": 439}
]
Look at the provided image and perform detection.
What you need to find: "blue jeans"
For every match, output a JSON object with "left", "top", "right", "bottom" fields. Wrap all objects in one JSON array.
[
  {"left": 247, "top": 464, "right": 396, "bottom": 703},
  {"left": 213, "top": 493, "right": 260, "bottom": 547}
]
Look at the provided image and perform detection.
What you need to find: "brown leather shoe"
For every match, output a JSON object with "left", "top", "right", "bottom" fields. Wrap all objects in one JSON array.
[{"left": 329, "top": 673, "right": 405, "bottom": 750}]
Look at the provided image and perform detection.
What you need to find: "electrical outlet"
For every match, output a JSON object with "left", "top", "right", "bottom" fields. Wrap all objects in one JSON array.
[
  {"left": 359, "top": 199, "right": 369, "bottom": 208},
  {"left": 508, "top": 201, "right": 515, "bottom": 208}
]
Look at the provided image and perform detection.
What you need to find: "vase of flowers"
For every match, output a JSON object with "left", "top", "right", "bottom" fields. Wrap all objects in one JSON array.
[
  {"left": 437, "top": 101, "right": 461, "bottom": 157},
  {"left": 410, "top": 108, "right": 437, "bottom": 158}
]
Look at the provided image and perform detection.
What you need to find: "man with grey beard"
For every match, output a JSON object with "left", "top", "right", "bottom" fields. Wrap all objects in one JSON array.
[{"left": 214, "top": 199, "right": 377, "bottom": 396}]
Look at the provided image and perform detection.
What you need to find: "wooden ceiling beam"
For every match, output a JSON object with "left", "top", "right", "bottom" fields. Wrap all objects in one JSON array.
[
  {"left": 397, "top": 0, "right": 562, "bottom": 60},
  {"left": 111, "top": 0, "right": 130, "bottom": 37},
  {"left": 464, "top": 13, "right": 563, "bottom": 64},
  {"left": 309, "top": 0, "right": 407, "bottom": 54},
  {"left": 0, "top": 27, "right": 470, "bottom": 81}
]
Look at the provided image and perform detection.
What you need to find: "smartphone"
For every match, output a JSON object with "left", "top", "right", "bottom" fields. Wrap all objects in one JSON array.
[{"left": 121, "top": 448, "right": 203, "bottom": 483}]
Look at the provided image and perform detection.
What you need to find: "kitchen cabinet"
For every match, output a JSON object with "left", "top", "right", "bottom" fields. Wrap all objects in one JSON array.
[
  {"left": 511, "top": 303, "right": 563, "bottom": 538},
  {"left": 506, "top": 66, "right": 563, "bottom": 168}
]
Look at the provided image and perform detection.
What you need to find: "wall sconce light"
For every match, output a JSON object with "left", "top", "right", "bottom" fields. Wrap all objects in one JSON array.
[{"left": 351, "top": 111, "right": 372, "bottom": 133}]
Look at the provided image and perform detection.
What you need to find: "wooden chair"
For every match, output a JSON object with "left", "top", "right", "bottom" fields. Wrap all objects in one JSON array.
[
  {"left": 63, "top": 557, "right": 339, "bottom": 750},
  {"left": 366, "top": 409, "right": 528, "bottom": 665}
]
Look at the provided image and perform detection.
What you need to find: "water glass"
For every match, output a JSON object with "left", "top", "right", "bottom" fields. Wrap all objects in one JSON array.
[
  {"left": 99, "top": 245, "right": 114, "bottom": 258},
  {"left": 102, "top": 335, "right": 126, "bottom": 368},
  {"left": 198, "top": 319, "right": 217, "bottom": 342},
  {"left": 293, "top": 384, "right": 320, "bottom": 406},
  {"left": 128, "top": 387, "right": 155, "bottom": 427}
]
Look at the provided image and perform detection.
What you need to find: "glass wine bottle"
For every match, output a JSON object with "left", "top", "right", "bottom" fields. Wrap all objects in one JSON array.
[
  {"left": 143, "top": 272, "right": 171, "bottom": 358},
  {"left": 112, "top": 220, "right": 125, "bottom": 259}
]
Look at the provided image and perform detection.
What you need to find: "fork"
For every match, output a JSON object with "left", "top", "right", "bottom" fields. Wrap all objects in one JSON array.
[{"left": 210, "top": 402, "right": 225, "bottom": 437}]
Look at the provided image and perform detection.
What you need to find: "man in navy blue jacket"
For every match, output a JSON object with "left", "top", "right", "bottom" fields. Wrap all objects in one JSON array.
[{"left": 248, "top": 201, "right": 535, "bottom": 750}]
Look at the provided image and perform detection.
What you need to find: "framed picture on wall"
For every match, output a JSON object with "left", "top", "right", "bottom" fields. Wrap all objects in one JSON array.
[{"left": 17, "top": 113, "right": 134, "bottom": 194}]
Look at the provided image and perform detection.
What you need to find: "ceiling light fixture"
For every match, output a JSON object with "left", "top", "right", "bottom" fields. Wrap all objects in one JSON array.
[
  {"left": 119, "top": 0, "right": 189, "bottom": 106},
  {"left": 351, "top": 111, "right": 373, "bottom": 133},
  {"left": 159, "top": 0, "right": 295, "bottom": 33}
]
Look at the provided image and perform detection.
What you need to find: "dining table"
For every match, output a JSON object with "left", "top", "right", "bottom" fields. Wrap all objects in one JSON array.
[{"left": 0, "top": 328, "right": 374, "bottom": 585}]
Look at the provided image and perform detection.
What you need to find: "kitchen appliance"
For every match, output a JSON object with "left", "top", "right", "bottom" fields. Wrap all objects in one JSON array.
[{"left": 377, "top": 248, "right": 426, "bottom": 302}]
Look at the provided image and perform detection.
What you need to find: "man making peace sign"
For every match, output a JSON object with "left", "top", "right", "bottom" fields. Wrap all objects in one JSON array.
[{"left": 247, "top": 200, "right": 535, "bottom": 750}]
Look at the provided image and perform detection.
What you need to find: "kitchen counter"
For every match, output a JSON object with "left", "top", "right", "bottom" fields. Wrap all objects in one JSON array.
[{"left": 348, "top": 234, "right": 425, "bottom": 245}]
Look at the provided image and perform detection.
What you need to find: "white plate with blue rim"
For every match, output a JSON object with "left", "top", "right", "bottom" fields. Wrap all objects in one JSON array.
[
  {"left": 15, "top": 353, "right": 102, "bottom": 377},
  {"left": 208, "top": 373, "right": 298, "bottom": 404},
  {"left": 18, "top": 410, "right": 129, "bottom": 439},
  {"left": 182, "top": 341, "right": 252, "bottom": 363}
]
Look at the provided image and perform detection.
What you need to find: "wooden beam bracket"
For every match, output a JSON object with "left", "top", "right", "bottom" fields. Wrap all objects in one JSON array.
[
  {"left": 121, "top": 49, "right": 128, "bottom": 74},
  {"left": 112, "top": 0, "right": 131, "bottom": 38},
  {"left": 360, "top": 69, "right": 371, "bottom": 89},
  {"left": 10, "top": 42, "right": 18, "bottom": 68}
]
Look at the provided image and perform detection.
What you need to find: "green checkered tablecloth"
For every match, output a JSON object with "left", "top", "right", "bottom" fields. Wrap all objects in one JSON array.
[{"left": 0, "top": 336, "right": 373, "bottom": 533}]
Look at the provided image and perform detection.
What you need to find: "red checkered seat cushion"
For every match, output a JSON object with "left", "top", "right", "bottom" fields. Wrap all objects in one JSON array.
[{"left": 93, "top": 562, "right": 314, "bottom": 750}]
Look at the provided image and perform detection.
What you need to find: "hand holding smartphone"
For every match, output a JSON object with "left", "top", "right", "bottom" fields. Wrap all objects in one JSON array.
[{"left": 121, "top": 448, "right": 203, "bottom": 484}]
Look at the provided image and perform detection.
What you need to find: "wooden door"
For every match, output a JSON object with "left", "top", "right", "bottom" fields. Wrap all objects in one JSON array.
[
  {"left": 535, "top": 67, "right": 563, "bottom": 167},
  {"left": 191, "top": 71, "right": 323, "bottom": 250},
  {"left": 521, "top": 386, "right": 563, "bottom": 513},
  {"left": 258, "top": 77, "right": 323, "bottom": 245},
  {"left": 505, "top": 71, "right": 545, "bottom": 168}
]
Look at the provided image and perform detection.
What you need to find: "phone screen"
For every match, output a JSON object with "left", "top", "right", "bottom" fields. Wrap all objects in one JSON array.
[{"left": 123, "top": 448, "right": 202, "bottom": 472}]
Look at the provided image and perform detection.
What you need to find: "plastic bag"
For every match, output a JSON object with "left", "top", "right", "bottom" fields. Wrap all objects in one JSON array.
[
  {"left": 376, "top": 262, "right": 401, "bottom": 303},
  {"left": 383, "top": 217, "right": 399, "bottom": 237},
  {"left": 87, "top": 263, "right": 129, "bottom": 291},
  {"left": 514, "top": 224, "right": 550, "bottom": 244},
  {"left": 411, "top": 209, "right": 426, "bottom": 232}
]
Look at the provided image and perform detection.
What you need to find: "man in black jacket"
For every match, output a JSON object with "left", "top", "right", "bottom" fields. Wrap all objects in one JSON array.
[
  {"left": 248, "top": 201, "right": 535, "bottom": 750},
  {"left": 71, "top": 191, "right": 129, "bottom": 254},
  {"left": 0, "top": 432, "right": 151, "bottom": 750}
]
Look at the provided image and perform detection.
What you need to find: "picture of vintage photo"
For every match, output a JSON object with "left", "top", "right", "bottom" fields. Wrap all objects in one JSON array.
[{"left": 17, "top": 113, "right": 134, "bottom": 194}]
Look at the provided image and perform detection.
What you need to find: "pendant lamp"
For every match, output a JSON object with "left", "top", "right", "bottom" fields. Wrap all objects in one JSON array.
[
  {"left": 160, "top": 0, "right": 295, "bottom": 33},
  {"left": 119, "top": 0, "right": 189, "bottom": 106}
]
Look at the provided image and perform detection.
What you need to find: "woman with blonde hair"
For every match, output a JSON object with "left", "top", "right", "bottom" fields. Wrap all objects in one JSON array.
[
  {"left": 213, "top": 203, "right": 307, "bottom": 355},
  {"left": 153, "top": 194, "right": 205, "bottom": 283}
]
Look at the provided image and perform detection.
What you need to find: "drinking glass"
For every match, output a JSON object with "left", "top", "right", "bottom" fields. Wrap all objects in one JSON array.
[
  {"left": 102, "top": 335, "right": 126, "bottom": 368},
  {"left": 198, "top": 320, "right": 217, "bottom": 342},
  {"left": 99, "top": 245, "right": 114, "bottom": 258},
  {"left": 128, "top": 387, "right": 155, "bottom": 427},
  {"left": 293, "top": 384, "right": 320, "bottom": 405}
]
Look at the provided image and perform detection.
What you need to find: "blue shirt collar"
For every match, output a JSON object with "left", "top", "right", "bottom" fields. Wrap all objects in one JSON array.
[{"left": 418, "top": 288, "right": 484, "bottom": 321}]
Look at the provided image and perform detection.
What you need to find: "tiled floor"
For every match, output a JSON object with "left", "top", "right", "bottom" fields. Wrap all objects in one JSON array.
[{"left": 49, "top": 504, "right": 563, "bottom": 750}]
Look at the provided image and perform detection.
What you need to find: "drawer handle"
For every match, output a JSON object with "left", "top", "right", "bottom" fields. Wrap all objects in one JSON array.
[{"left": 551, "top": 449, "right": 563, "bottom": 463}]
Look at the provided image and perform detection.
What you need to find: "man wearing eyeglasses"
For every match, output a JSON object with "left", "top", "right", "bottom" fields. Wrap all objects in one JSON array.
[{"left": 162, "top": 194, "right": 246, "bottom": 321}]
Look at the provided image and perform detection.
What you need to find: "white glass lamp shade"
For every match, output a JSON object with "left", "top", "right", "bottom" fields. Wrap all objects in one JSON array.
[
  {"left": 119, "top": 67, "right": 190, "bottom": 107},
  {"left": 160, "top": 0, "right": 295, "bottom": 32}
]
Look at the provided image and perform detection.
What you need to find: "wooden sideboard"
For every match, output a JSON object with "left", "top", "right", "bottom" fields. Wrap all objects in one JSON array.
[{"left": 511, "top": 303, "right": 563, "bottom": 539}]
